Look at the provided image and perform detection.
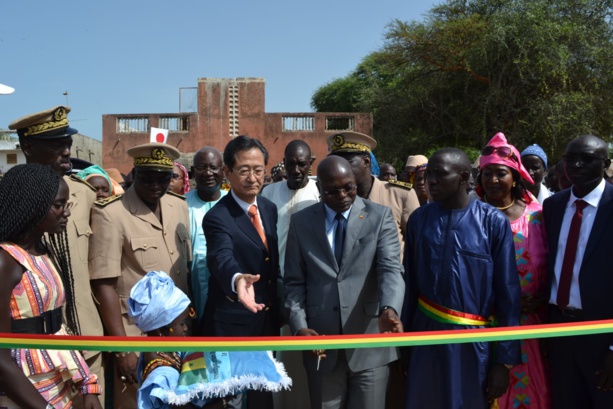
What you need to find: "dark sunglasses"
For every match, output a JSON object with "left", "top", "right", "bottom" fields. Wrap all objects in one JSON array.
[
  {"left": 482, "top": 145, "right": 515, "bottom": 159},
  {"left": 562, "top": 153, "right": 606, "bottom": 164}
]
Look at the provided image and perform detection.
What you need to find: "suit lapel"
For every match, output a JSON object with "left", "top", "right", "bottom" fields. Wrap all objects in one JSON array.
[
  {"left": 583, "top": 183, "right": 613, "bottom": 262},
  {"left": 548, "top": 190, "right": 569, "bottom": 255},
  {"left": 339, "top": 197, "right": 367, "bottom": 275},
  {"left": 310, "top": 203, "right": 337, "bottom": 269},
  {"left": 227, "top": 194, "right": 268, "bottom": 252}
]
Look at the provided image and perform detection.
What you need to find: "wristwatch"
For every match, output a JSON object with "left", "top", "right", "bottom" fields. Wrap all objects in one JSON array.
[
  {"left": 503, "top": 364, "right": 514, "bottom": 370},
  {"left": 379, "top": 306, "right": 396, "bottom": 316}
]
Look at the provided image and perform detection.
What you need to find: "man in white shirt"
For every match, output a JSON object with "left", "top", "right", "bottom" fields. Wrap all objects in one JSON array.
[
  {"left": 261, "top": 139, "right": 319, "bottom": 275},
  {"left": 261, "top": 139, "right": 319, "bottom": 409},
  {"left": 543, "top": 134, "right": 613, "bottom": 408}
]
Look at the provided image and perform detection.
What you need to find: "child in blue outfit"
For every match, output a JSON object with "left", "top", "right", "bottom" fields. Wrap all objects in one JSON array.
[{"left": 129, "top": 271, "right": 290, "bottom": 409}]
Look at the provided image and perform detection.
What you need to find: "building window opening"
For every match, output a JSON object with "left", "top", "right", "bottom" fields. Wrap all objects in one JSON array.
[
  {"left": 325, "top": 116, "right": 355, "bottom": 131},
  {"left": 117, "top": 117, "right": 149, "bottom": 133},
  {"left": 282, "top": 116, "right": 315, "bottom": 132}
]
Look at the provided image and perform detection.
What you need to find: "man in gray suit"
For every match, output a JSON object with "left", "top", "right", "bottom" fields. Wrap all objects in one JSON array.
[{"left": 284, "top": 156, "right": 405, "bottom": 409}]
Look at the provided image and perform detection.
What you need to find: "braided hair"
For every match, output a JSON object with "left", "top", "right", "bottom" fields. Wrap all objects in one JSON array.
[
  {"left": 0, "top": 164, "right": 60, "bottom": 241},
  {"left": 0, "top": 164, "right": 81, "bottom": 335}
]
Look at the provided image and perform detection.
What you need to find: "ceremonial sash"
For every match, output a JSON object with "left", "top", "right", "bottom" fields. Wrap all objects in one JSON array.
[{"left": 418, "top": 295, "right": 491, "bottom": 326}]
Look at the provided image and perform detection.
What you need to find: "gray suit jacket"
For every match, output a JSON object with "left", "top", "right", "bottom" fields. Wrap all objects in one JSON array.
[{"left": 284, "top": 196, "right": 405, "bottom": 373}]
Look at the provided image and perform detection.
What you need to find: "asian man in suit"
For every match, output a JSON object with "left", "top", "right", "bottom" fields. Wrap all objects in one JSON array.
[
  {"left": 200, "top": 135, "right": 279, "bottom": 409},
  {"left": 543, "top": 134, "right": 613, "bottom": 408},
  {"left": 284, "top": 155, "right": 405, "bottom": 409}
]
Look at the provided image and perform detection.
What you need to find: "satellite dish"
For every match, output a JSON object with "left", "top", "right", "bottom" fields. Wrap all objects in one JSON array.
[{"left": 0, "top": 83, "right": 15, "bottom": 95}]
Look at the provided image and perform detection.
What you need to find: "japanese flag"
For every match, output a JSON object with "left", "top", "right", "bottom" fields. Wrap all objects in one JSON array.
[{"left": 150, "top": 127, "right": 168, "bottom": 144}]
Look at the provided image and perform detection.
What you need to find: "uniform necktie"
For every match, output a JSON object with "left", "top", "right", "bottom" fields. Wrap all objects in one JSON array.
[
  {"left": 248, "top": 204, "right": 268, "bottom": 250},
  {"left": 334, "top": 212, "right": 346, "bottom": 267},
  {"left": 557, "top": 199, "right": 587, "bottom": 309}
]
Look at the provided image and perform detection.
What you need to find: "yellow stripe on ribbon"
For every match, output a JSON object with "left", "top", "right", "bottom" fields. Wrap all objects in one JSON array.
[{"left": 1, "top": 320, "right": 613, "bottom": 352}]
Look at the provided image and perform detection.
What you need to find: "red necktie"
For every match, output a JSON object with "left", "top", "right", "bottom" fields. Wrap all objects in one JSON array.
[
  {"left": 248, "top": 205, "right": 268, "bottom": 251},
  {"left": 557, "top": 199, "right": 587, "bottom": 309}
]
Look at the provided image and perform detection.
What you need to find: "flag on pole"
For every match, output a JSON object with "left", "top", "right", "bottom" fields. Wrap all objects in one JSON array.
[{"left": 150, "top": 127, "right": 168, "bottom": 144}]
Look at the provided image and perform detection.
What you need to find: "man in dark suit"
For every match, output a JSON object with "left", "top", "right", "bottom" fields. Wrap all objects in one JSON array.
[
  {"left": 201, "top": 135, "right": 279, "bottom": 408},
  {"left": 543, "top": 134, "right": 613, "bottom": 408},
  {"left": 284, "top": 155, "right": 405, "bottom": 409}
]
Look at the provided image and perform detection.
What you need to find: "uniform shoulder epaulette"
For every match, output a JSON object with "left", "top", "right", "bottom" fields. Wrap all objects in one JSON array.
[
  {"left": 388, "top": 179, "right": 413, "bottom": 190},
  {"left": 94, "top": 194, "right": 123, "bottom": 207},
  {"left": 166, "top": 190, "right": 186, "bottom": 200},
  {"left": 68, "top": 174, "right": 96, "bottom": 192}
]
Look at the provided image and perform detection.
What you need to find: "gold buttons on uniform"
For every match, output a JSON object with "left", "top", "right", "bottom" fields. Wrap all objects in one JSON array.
[
  {"left": 170, "top": 250, "right": 174, "bottom": 255},
  {"left": 143, "top": 244, "right": 147, "bottom": 248},
  {"left": 265, "top": 257, "right": 270, "bottom": 261}
]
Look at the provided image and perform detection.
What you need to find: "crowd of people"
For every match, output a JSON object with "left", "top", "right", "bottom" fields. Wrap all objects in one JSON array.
[{"left": 1, "top": 104, "right": 613, "bottom": 409}]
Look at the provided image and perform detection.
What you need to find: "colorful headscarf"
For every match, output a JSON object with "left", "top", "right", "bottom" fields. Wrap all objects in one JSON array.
[
  {"left": 77, "top": 165, "right": 115, "bottom": 195},
  {"left": 478, "top": 132, "right": 534, "bottom": 202},
  {"left": 405, "top": 155, "right": 428, "bottom": 185},
  {"left": 128, "top": 271, "right": 191, "bottom": 332},
  {"left": 270, "top": 162, "right": 285, "bottom": 180},
  {"left": 174, "top": 162, "right": 190, "bottom": 194}
]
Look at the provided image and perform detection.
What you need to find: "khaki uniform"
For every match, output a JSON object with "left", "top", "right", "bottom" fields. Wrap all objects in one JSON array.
[
  {"left": 89, "top": 187, "right": 191, "bottom": 336},
  {"left": 367, "top": 176, "right": 420, "bottom": 251},
  {"left": 64, "top": 175, "right": 105, "bottom": 409}
]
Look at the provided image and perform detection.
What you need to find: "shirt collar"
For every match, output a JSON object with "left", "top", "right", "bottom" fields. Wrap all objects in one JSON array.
[
  {"left": 324, "top": 203, "right": 352, "bottom": 223},
  {"left": 231, "top": 189, "right": 258, "bottom": 214},
  {"left": 569, "top": 179, "right": 606, "bottom": 209}
]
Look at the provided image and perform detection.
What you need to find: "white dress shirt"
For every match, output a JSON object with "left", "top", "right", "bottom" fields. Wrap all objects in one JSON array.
[{"left": 550, "top": 179, "right": 606, "bottom": 308}]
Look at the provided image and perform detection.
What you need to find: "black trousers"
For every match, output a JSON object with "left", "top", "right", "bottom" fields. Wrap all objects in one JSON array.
[{"left": 548, "top": 306, "right": 613, "bottom": 409}]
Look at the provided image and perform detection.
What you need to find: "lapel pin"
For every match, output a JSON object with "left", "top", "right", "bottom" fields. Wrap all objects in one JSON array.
[{"left": 359, "top": 214, "right": 364, "bottom": 219}]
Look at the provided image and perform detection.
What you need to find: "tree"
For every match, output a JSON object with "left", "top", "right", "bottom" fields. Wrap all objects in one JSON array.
[{"left": 311, "top": 0, "right": 613, "bottom": 167}]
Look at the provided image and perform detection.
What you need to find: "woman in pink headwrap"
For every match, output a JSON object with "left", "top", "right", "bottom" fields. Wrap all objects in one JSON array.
[
  {"left": 476, "top": 132, "right": 550, "bottom": 409},
  {"left": 168, "top": 162, "right": 190, "bottom": 195}
]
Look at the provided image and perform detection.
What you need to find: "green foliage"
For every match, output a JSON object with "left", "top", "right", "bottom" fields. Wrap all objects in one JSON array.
[{"left": 311, "top": 0, "right": 613, "bottom": 164}]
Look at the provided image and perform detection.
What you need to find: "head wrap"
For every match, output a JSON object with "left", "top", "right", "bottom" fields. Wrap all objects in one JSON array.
[
  {"left": 104, "top": 168, "right": 125, "bottom": 195},
  {"left": 478, "top": 132, "right": 534, "bottom": 203},
  {"left": 521, "top": 144, "right": 548, "bottom": 168},
  {"left": 128, "top": 271, "right": 191, "bottom": 332},
  {"left": 369, "top": 152, "right": 380, "bottom": 177},
  {"left": 174, "top": 162, "right": 190, "bottom": 194},
  {"left": 404, "top": 155, "right": 428, "bottom": 185},
  {"left": 77, "top": 165, "right": 114, "bottom": 195},
  {"left": 479, "top": 133, "right": 534, "bottom": 185},
  {"left": 270, "top": 161, "right": 285, "bottom": 180}
]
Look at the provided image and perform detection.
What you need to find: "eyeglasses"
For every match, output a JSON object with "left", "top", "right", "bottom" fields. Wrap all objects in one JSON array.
[
  {"left": 562, "top": 153, "right": 606, "bottom": 164},
  {"left": 232, "top": 167, "right": 266, "bottom": 178},
  {"left": 322, "top": 185, "right": 357, "bottom": 196},
  {"left": 193, "top": 165, "right": 222, "bottom": 174},
  {"left": 52, "top": 201, "right": 73, "bottom": 213},
  {"left": 482, "top": 145, "right": 515, "bottom": 159}
]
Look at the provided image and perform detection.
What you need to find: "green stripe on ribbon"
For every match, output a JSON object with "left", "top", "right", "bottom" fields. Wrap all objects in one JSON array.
[{"left": 1, "top": 320, "right": 612, "bottom": 352}]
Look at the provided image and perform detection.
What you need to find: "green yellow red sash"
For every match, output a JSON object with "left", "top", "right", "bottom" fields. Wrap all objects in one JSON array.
[{"left": 418, "top": 294, "right": 491, "bottom": 326}]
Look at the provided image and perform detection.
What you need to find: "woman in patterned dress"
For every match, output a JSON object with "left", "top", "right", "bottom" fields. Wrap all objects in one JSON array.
[
  {"left": 0, "top": 164, "right": 102, "bottom": 409},
  {"left": 476, "top": 133, "right": 550, "bottom": 409}
]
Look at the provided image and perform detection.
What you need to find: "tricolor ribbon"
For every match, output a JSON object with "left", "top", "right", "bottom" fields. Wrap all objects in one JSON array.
[
  {"left": 418, "top": 295, "right": 491, "bottom": 326},
  {"left": 1, "top": 320, "right": 613, "bottom": 352}
]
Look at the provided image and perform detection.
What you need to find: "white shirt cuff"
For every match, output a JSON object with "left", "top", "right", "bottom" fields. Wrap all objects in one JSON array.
[{"left": 231, "top": 273, "right": 241, "bottom": 293}]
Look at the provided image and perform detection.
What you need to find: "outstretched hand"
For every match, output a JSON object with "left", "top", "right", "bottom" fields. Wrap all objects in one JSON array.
[{"left": 235, "top": 274, "right": 265, "bottom": 313}]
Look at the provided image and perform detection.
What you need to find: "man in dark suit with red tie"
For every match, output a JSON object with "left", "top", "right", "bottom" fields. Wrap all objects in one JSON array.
[
  {"left": 200, "top": 135, "right": 279, "bottom": 408},
  {"left": 543, "top": 134, "right": 613, "bottom": 408}
]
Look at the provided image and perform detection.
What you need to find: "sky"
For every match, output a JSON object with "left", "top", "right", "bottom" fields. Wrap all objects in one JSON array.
[{"left": 0, "top": 0, "right": 438, "bottom": 140}]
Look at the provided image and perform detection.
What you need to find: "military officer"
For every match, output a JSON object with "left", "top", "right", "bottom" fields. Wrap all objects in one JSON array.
[
  {"left": 9, "top": 106, "right": 105, "bottom": 409},
  {"left": 327, "top": 131, "right": 420, "bottom": 251},
  {"left": 89, "top": 142, "right": 191, "bottom": 409}
]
